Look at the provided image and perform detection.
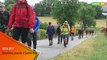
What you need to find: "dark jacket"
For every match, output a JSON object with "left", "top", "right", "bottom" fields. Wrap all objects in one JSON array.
[
  {"left": 57, "top": 26, "right": 61, "bottom": 35},
  {"left": 0, "top": 11, "right": 9, "bottom": 26},
  {"left": 46, "top": 25, "right": 55, "bottom": 35},
  {"left": 34, "top": 16, "right": 40, "bottom": 33},
  {"left": 8, "top": 1, "right": 34, "bottom": 29}
]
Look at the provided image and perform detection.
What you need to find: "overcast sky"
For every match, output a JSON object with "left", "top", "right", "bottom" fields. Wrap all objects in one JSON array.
[{"left": 0, "top": 0, "right": 107, "bottom": 5}]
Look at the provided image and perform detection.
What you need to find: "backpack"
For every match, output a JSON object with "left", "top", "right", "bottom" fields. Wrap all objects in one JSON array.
[
  {"left": 15, "top": 2, "right": 28, "bottom": 12},
  {"left": 47, "top": 25, "right": 55, "bottom": 35},
  {"left": 14, "top": 2, "right": 30, "bottom": 24}
]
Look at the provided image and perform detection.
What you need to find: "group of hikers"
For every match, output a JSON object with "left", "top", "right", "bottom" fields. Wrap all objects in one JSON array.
[
  {"left": 0, "top": 0, "right": 95, "bottom": 51},
  {"left": 47, "top": 21, "right": 95, "bottom": 47},
  {"left": 46, "top": 21, "right": 74, "bottom": 47},
  {"left": 0, "top": 0, "right": 40, "bottom": 51}
]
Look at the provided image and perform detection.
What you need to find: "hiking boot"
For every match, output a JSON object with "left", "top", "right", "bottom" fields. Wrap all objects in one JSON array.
[{"left": 64, "top": 39, "right": 67, "bottom": 47}]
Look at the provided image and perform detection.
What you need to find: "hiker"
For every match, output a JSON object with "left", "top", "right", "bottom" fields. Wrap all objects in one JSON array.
[
  {"left": 70, "top": 26, "right": 75, "bottom": 40},
  {"left": 85, "top": 29, "right": 89, "bottom": 37},
  {"left": 64, "top": 21, "right": 70, "bottom": 44},
  {"left": 89, "top": 29, "right": 94, "bottom": 36},
  {"left": 27, "top": 16, "right": 40, "bottom": 50},
  {"left": 46, "top": 22, "right": 55, "bottom": 46},
  {"left": 57, "top": 24, "right": 61, "bottom": 44},
  {"left": 78, "top": 29, "right": 84, "bottom": 39},
  {"left": 60, "top": 23, "right": 65, "bottom": 44},
  {"left": 61, "top": 22, "right": 70, "bottom": 47},
  {"left": 0, "top": 4, "right": 9, "bottom": 33},
  {"left": 8, "top": 0, "right": 35, "bottom": 44}
]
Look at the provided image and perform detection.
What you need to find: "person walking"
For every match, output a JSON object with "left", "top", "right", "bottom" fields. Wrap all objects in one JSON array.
[
  {"left": 71, "top": 26, "right": 75, "bottom": 40},
  {"left": 61, "top": 22, "right": 70, "bottom": 47},
  {"left": 8, "top": 0, "right": 35, "bottom": 44},
  {"left": 57, "top": 24, "right": 61, "bottom": 44},
  {"left": 27, "top": 16, "right": 40, "bottom": 50},
  {"left": 0, "top": 4, "right": 9, "bottom": 33},
  {"left": 46, "top": 22, "right": 55, "bottom": 46},
  {"left": 64, "top": 21, "right": 70, "bottom": 44},
  {"left": 78, "top": 29, "right": 84, "bottom": 39}
]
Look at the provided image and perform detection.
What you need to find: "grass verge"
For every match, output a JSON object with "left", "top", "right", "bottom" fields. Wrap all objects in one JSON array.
[{"left": 54, "top": 33, "right": 107, "bottom": 60}]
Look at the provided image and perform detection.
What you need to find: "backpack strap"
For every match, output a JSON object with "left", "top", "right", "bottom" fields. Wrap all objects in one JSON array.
[{"left": 14, "top": 2, "right": 30, "bottom": 23}]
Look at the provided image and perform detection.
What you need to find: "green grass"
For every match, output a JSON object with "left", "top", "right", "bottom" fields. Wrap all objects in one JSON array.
[
  {"left": 39, "top": 17, "right": 57, "bottom": 26},
  {"left": 54, "top": 32, "right": 107, "bottom": 60},
  {"left": 39, "top": 17, "right": 106, "bottom": 27},
  {"left": 96, "top": 19, "right": 106, "bottom": 28}
]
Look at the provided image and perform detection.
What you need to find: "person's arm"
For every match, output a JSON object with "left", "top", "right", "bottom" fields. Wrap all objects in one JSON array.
[
  {"left": 34, "top": 17, "right": 40, "bottom": 32},
  {"left": 56, "top": 27, "right": 58, "bottom": 34},
  {"left": 8, "top": 5, "right": 15, "bottom": 29},
  {"left": 46, "top": 27, "right": 49, "bottom": 34},
  {"left": 53, "top": 26, "right": 55, "bottom": 34}
]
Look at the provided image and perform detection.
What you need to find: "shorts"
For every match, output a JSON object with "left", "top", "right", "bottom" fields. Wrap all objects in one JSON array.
[{"left": 63, "top": 34, "right": 69, "bottom": 40}]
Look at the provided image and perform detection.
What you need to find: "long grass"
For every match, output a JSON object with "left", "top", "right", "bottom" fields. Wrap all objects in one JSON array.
[
  {"left": 39, "top": 17, "right": 57, "bottom": 26},
  {"left": 54, "top": 32, "right": 107, "bottom": 60},
  {"left": 39, "top": 17, "right": 106, "bottom": 27}
]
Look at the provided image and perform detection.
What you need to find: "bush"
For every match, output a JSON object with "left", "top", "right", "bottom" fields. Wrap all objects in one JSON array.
[
  {"left": 40, "top": 22, "right": 48, "bottom": 30},
  {"left": 37, "top": 29, "right": 47, "bottom": 40}
]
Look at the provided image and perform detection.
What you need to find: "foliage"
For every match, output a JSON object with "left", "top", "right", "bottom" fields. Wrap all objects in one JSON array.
[
  {"left": 4, "top": 0, "right": 16, "bottom": 12},
  {"left": 34, "top": 0, "right": 57, "bottom": 16},
  {"left": 78, "top": 2, "right": 97, "bottom": 29},
  {"left": 37, "top": 29, "right": 46, "bottom": 40},
  {"left": 93, "top": 6, "right": 103, "bottom": 19},
  {"left": 51, "top": 0, "right": 80, "bottom": 27},
  {"left": 40, "top": 22, "right": 48, "bottom": 30}
]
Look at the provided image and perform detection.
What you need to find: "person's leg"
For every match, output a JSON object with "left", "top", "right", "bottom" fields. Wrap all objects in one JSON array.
[
  {"left": 12, "top": 28, "right": 21, "bottom": 41},
  {"left": 72, "top": 33, "right": 74, "bottom": 40},
  {"left": 27, "top": 33, "right": 32, "bottom": 47},
  {"left": 21, "top": 28, "right": 29, "bottom": 44},
  {"left": 2, "top": 28, "right": 6, "bottom": 33},
  {"left": 82, "top": 33, "right": 83, "bottom": 38},
  {"left": 33, "top": 32, "right": 37, "bottom": 49},
  {"left": 64, "top": 35, "right": 68, "bottom": 47},
  {"left": 61, "top": 35, "right": 63, "bottom": 44},
  {"left": 78, "top": 33, "right": 81, "bottom": 39},
  {"left": 48, "top": 35, "right": 51, "bottom": 46},
  {"left": 59, "top": 34, "right": 61, "bottom": 44},
  {"left": 67, "top": 34, "right": 69, "bottom": 44},
  {"left": 58, "top": 34, "right": 60, "bottom": 44},
  {"left": 63, "top": 35, "right": 67, "bottom": 47},
  {"left": 50, "top": 34, "right": 53, "bottom": 46}
]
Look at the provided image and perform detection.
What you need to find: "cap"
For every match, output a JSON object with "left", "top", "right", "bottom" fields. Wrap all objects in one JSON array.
[
  {"left": 0, "top": 4, "right": 5, "bottom": 7},
  {"left": 65, "top": 21, "right": 68, "bottom": 23}
]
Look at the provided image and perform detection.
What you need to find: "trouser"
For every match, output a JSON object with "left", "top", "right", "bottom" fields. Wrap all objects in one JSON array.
[
  {"left": 67, "top": 34, "right": 69, "bottom": 44},
  {"left": 63, "top": 35, "right": 68, "bottom": 47},
  {"left": 78, "top": 33, "right": 83, "bottom": 39},
  {"left": 48, "top": 34, "right": 53, "bottom": 46},
  {"left": 71, "top": 33, "right": 74, "bottom": 40},
  {"left": 27, "top": 32, "right": 37, "bottom": 49},
  {"left": 0, "top": 25, "right": 6, "bottom": 33},
  {"left": 12, "top": 28, "right": 29, "bottom": 43},
  {"left": 58, "top": 34, "right": 61, "bottom": 44},
  {"left": 61, "top": 35, "right": 63, "bottom": 44},
  {"left": 0, "top": 28, "right": 6, "bottom": 33}
]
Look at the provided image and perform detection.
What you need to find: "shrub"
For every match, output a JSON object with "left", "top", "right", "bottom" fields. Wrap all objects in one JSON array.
[
  {"left": 40, "top": 22, "right": 48, "bottom": 30},
  {"left": 37, "top": 29, "right": 47, "bottom": 40}
]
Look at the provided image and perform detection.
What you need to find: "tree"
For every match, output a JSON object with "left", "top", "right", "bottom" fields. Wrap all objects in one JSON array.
[
  {"left": 34, "top": 2, "right": 46, "bottom": 16},
  {"left": 94, "top": 6, "right": 103, "bottom": 19},
  {"left": 34, "top": 0, "right": 57, "bottom": 16},
  {"left": 78, "top": 3, "right": 97, "bottom": 29},
  {"left": 4, "top": 0, "right": 16, "bottom": 12},
  {"left": 51, "top": 0, "right": 79, "bottom": 27}
]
